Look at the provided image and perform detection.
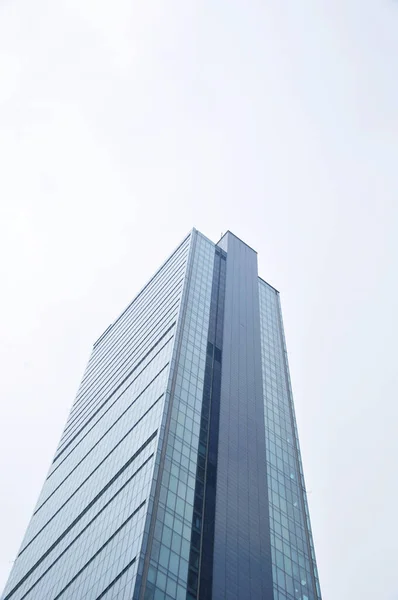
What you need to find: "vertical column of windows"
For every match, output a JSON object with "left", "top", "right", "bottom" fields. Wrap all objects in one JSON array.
[
  {"left": 186, "top": 248, "right": 226, "bottom": 600},
  {"left": 259, "top": 281, "right": 322, "bottom": 600},
  {"left": 275, "top": 295, "right": 322, "bottom": 600},
  {"left": 136, "top": 233, "right": 215, "bottom": 600}
]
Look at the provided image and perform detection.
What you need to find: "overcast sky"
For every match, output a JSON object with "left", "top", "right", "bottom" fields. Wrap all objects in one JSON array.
[{"left": 0, "top": 1, "right": 397, "bottom": 598}]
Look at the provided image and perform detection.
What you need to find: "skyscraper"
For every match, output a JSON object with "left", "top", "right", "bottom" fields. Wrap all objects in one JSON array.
[{"left": 2, "top": 229, "right": 322, "bottom": 600}]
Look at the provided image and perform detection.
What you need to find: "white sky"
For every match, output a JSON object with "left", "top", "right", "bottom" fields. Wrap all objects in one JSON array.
[{"left": 0, "top": 1, "right": 397, "bottom": 598}]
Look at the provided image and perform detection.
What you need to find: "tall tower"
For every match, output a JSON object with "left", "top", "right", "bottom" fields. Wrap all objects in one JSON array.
[{"left": 2, "top": 229, "right": 322, "bottom": 600}]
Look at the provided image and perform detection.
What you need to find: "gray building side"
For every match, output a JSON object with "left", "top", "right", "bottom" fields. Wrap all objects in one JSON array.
[{"left": 212, "top": 232, "right": 273, "bottom": 600}]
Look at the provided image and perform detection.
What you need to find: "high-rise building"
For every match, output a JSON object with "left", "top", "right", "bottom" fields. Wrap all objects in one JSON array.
[{"left": 2, "top": 229, "right": 322, "bottom": 600}]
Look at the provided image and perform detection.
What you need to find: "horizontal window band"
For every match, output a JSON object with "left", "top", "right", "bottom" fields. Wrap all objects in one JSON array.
[
  {"left": 20, "top": 415, "right": 159, "bottom": 556},
  {"left": 88, "top": 262, "right": 186, "bottom": 374},
  {"left": 5, "top": 434, "right": 156, "bottom": 600},
  {"left": 95, "top": 556, "right": 137, "bottom": 600},
  {"left": 17, "top": 458, "right": 152, "bottom": 600},
  {"left": 61, "top": 310, "right": 177, "bottom": 441},
  {"left": 53, "top": 324, "right": 175, "bottom": 463},
  {"left": 92, "top": 232, "right": 190, "bottom": 349},
  {"left": 36, "top": 377, "right": 167, "bottom": 514},
  {"left": 76, "top": 272, "right": 184, "bottom": 403},
  {"left": 54, "top": 333, "right": 173, "bottom": 463},
  {"left": 75, "top": 278, "right": 183, "bottom": 408},
  {"left": 47, "top": 357, "right": 170, "bottom": 480},
  {"left": 53, "top": 502, "right": 146, "bottom": 600}
]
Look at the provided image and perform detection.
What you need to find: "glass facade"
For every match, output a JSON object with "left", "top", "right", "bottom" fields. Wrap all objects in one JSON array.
[
  {"left": 1, "top": 232, "right": 192, "bottom": 600},
  {"left": 1, "top": 229, "right": 322, "bottom": 600}
]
